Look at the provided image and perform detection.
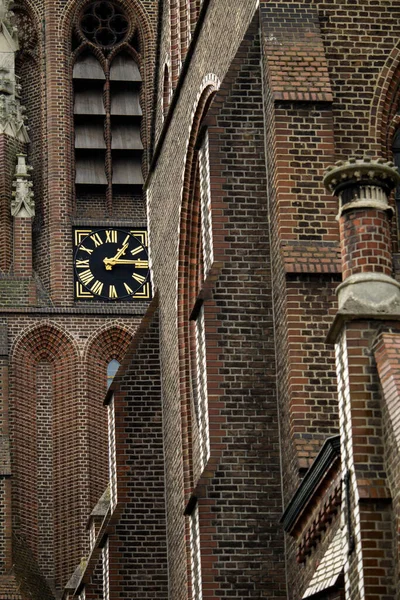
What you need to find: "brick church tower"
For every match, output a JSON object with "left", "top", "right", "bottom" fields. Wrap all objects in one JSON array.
[
  {"left": 1, "top": 1, "right": 400, "bottom": 600},
  {"left": 0, "top": 0, "right": 157, "bottom": 596}
]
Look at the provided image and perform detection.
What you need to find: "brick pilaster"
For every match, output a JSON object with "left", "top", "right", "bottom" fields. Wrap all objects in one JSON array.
[
  {"left": 13, "top": 217, "right": 33, "bottom": 277},
  {"left": 325, "top": 159, "right": 400, "bottom": 599}
]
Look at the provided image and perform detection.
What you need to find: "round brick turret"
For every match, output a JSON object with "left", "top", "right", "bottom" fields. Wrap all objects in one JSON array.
[{"left": 324, "top": 158, "right": 400, "bottom": 309}]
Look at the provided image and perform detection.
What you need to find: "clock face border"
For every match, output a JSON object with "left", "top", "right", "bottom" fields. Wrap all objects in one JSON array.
[{"left": 73, "top": 227, "right": 152, "bottom": 302}]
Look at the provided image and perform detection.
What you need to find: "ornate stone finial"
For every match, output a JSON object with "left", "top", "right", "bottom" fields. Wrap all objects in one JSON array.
[
  {"left": 0, "top": 0, "right": 17, "bottom": 40},
  {"left": 11, "top": 154, "right": 34, "bottom": 217},
  {"left": 323, "top": 158, "right": 400, "bottom": 217}
]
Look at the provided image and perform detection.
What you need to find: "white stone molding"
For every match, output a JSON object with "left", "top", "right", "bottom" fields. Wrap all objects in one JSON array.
[{"left": 323, "top": 157, "right": 400, "bottom": 218}]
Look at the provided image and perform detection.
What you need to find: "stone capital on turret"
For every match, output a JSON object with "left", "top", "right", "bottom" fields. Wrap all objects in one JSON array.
[
  {"left": 324, "top": 157, "right": 400, "bottom": 314},
  {"left": 323, "top": 158, "right": 400, "bottom": 218}
]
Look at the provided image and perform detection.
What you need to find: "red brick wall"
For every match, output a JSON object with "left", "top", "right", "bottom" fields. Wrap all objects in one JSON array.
[
  {"left": 7, "top": 314, "right": 139, "bottom": 594},
  {"left": 261, "top": 2, "right": 340, "bottom": 507},
  {"left": 107, "top": 300, "right": 168, "bottom": 599},
  {"left": 374, "top": 330, "right": 400, "bottom": 600},
  {"left": 177, "top": 21, "right": 286, "bottom": 598}
]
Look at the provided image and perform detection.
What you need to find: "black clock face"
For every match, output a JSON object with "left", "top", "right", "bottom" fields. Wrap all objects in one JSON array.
[{"left": 73, "top": 228, "right": 151, "bottom": 301}]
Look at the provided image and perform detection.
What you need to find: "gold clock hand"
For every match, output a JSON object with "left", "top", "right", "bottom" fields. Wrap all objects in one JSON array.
[
  {"left": 107, "top": 259, "right": 148, "bottom": 266},
  {"left": 103, "top": 243, "right": 129, "bottom": 270},
  {"left": 112, "top": 243, "right": 128, "bottom": 261}
]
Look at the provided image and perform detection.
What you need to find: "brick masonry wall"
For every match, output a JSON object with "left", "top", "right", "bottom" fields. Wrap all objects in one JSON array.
[
  {"left": 260, "top": 8, "right": 341, "bottom": 555},
  {"left": 373, "top": 330, "right": 400, "bottom": 600},
  {"left": 6, "top": 314, "right": 139, "bottom": 594},
  {"left": 13, "top": 218, "right": 33, "bottom": 277},
  {"left": 150, "top": 10, "right": 286, "bottom": 598},
  {"left": 107, "top": 301, "right": 168, "bottom": 599},
  {"left": 337, "top": 322, "right": 395, "bottom": 599},
  {"left": 0, "top": 0, "right": 159, "bottom": 595},
  {"left": 148, "top": 4, "right": 260, "bottom": 598},
  {"left": 194, "top": 26, "right": 285, "bottom": 595},
  {"left": 285, "top": 275, "right": 339, "bottom": 469}
]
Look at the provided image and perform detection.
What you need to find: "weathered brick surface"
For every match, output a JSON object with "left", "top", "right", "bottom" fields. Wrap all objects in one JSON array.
[
  {"left": 74, "top": 299, "right": 168, "bottom": 600},
  {"left": 336, "top": 322, "right": 396, "bottom": 600},
  {"left": 261, "top": 4, "right": 332, "bottom": 102},
  {"left": 285, "top": 275, "right": 339, "bottom": 470},
  {"left": 150, "top": 12, "right": 286, "bottom": 598},
  {"left": 340, "top": 208, "right": 393, "bottom": 280},
  {"left": 3, "top": 0, "right": 400, "bottom": 599},
  {"left": 7, "top": 314, "right": 139, "bottom": 594},
  {"left": 108, "top": 302, "right": 168, "bottom": 599},
  {"left": 374, "top": 331, "right": 400, "bottom": 600}
]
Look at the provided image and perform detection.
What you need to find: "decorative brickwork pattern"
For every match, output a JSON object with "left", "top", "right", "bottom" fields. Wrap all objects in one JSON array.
[
  {"left": 190, "top": 506, "right": 202, "bottom": 600},
  {"left": 108, "top": 396, "right": 117, "bottom": 513},
  {"left": 261, "top": 4, "right": 332, "bottom": 102},
  {"left": 102, "top": 538, "right": 109, "bottom": 600},
  {"left": 10, "top": 324, "right": 81, "bottom": 590},
  {"left": 198, "top": 132, "right": 213, "bottom": 278}
]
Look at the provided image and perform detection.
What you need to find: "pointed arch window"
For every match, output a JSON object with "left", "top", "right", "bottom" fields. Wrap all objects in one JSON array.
[
  {"left": 107, "top": 358, "right": 120, "bottom": 389},
  {"left": 73, "top": 1, "right": 143, "bottom": 215}
]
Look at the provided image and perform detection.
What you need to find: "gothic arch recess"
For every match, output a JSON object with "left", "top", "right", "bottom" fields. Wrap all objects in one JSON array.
[
  {"left": 369, "top": 43, "right": 400, "bottom": 156},
  {"left": 176, "top": 81, "right": 218, "bottom": 598},
  {"left": 85, "top": 325, "right": 133, "bottom": 508},
  {"left": 178, "top": 81, "right": 216, "bottom": 493},
  {"left": 10, "top": 324, "right": 80, "bottom": 589}
]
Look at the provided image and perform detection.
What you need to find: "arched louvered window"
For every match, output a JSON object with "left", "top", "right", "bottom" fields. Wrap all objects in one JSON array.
[
  {"left": 73, "top": 1, "right": 143, "bottom": 216},
  {"left": 74, "top": 53, "right": 107, "bottom": 187},
  {"left": 110, "top": 52, "right": 143, "bottom": 185}
]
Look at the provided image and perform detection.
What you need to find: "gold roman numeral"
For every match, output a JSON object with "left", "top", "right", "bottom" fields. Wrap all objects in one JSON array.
[
  {"left": 75, "top": 259, "right": 90, "bottom": 268},
  {"left": 80, "top": 269, "right": 94, "bottom": 285},
  {"left": 132, "top": 273, "right": 146, "bottom": 285},
  {"left": 90, "top": 232, "right": 103, "bottom": 247},
  {"left": 106, "top": 230, "right": 118, "bottom": 243},
  {"left": 109, "top": 285, "right": 118, "bottom": 299},
  {"left": 80, "top": 245, "right": 93, "bottom": 255},
  {"left": 135, "top": 259, "right": 149, "bottom": 269},
  {"left": 130, "top": 246, "right": 142, "bottom": 257},
  {"left": 91, "top": 280, "right": 104, "bottom": 296},
  {"left": 124, "top": 283, "right": 134, "bottom": 295},
  {"left": 123, "top": 234, "right": 131, "bottom": 245}
]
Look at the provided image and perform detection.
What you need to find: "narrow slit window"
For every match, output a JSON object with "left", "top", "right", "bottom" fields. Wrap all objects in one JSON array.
[{"left": 107, "top": 359, "right": 120, "bottom": 389}]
